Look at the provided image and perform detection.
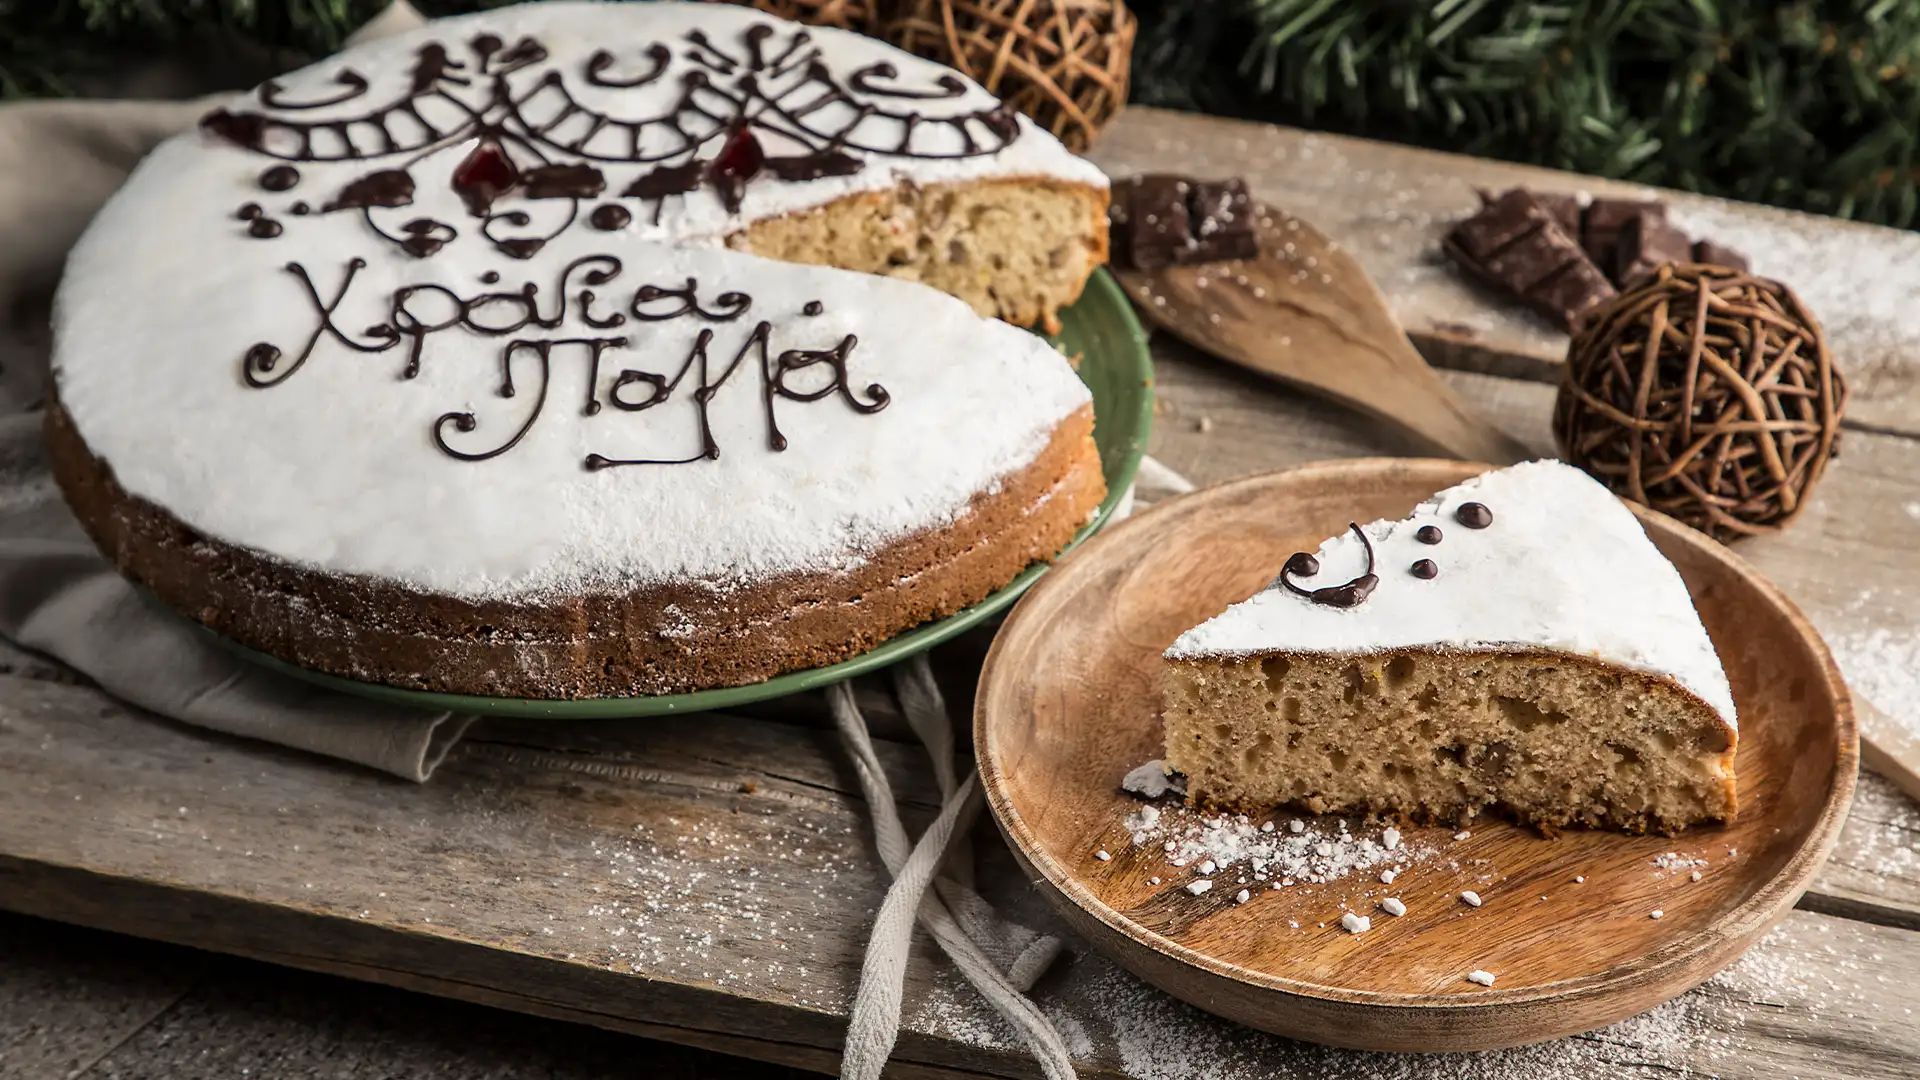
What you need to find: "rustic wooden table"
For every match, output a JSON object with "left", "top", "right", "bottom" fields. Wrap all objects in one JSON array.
[{"left": 2, "top": 107, "right": 1917, "bottom": 1079}]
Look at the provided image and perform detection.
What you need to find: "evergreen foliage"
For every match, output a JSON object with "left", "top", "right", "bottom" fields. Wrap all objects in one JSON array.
[{"left": 8, "top": 1, "right": 1920, "bottom": 227}]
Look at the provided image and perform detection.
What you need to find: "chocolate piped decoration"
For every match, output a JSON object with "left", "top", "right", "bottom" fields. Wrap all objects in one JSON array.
[
  {"left": 236, "top": 203, "right": 263, "bottom": 220},
  {"left": 1410, "top": 559, "right": 1439, "bottom": 580},
  {"left": 765, "top": 151, "right": 863, "bottom": 183},
  {"left": 802, "top": 300, "right": 823, "bottom": 316},
  {"left": 200, "top": 109, "right": 266, "bottom": 150},
  {"left": 326, "top": 169, "right": 414, "bottom": 211},
  {"left": 1415, "top": 524, "right": 1443, "bottom": 544},
  {"left": 589, "top": 204, "right": 632, "bottom": 231},
  {"left": 625, "top": 161, "right": 704, "bottom": 201},
  {"left": 248, "top": 218, "right": 284, "bottom": 239},
  {"left": 201, "top": 23, "right": 1023, "bottom": 261},
  {"left": 1279, "top": 525, "right": 1379, "bottom": 609},
  {"left": 521, "top": 163, "right": 606, "bottom": 200},
  {"left": 585, "top": 43, "right": 671, "bottom": 89},
  {"left": 260, "top": 70, "right": 369, "bottom": 111},
  {"left": 849, "top": 61, "right": 966, "bottom": 100},
  {"left": 291, "top": 201, "right": 311, "bottom": 215},
  {"left": 1456, "top": 502, "right": 1494, "bottom": 529}
]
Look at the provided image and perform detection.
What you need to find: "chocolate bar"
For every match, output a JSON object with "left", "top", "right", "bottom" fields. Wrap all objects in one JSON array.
[
  {"left": 1444, "top": 190, "right": 1616, "bottom": 329},
  {"left": 1581, "top": 197, "right": 1667, "bottom": 271},
  {"left": 1614, "top": 213, "right": 1694, "bottom": 285},
  {"left": 1110, "top": 174, "right": 1259, "bottom": 270},
  {"left": 1691, "top": 239, "right": 1750, "bottom": 272}
]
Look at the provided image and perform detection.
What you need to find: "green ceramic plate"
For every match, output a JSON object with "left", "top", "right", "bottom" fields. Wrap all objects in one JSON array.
[{"left": 220, "top": 269, "right": 1153, "bottom": 717}]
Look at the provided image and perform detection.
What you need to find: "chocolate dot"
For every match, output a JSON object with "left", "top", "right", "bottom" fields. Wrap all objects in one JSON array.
[
  {"left": 1410, "top": 559, "right": 1439, "bottom": 579},
  {"left": 1283, "top": 552, "right": 1320, "bottom": 578},
  {"left": 236, "top": 202, "right": 262, "bottom": 220},
  {"left": 247, "top": 217, "right": 283, "bottom": 238},
  {"left": 1456, "top": 502, "right": 1493, "bottom": 529},
  {"left": 589, "top": 203, "right": 631, "bottom": 231},
  {"left": 291, "top": 201, "right": 311, "bottom": 216},
  {"left": 259, "top": 165, "right": 300, "bottom": 191},
  {"left": 1415, "top": 524, "right": 1443, "bottom": 544},
  {"left": 802, "top": 300, "right": 824, "bottom": 316},
  {"left": 480, "top": 271, "right": 501, "bottom": 284}
]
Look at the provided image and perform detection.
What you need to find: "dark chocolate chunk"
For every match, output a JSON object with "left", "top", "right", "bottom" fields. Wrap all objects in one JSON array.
[
  {"left": 1114, "top": 175, "right": 1193, "bottom": 270},
  {"left": 1415, "top": 524, "right": 1443, "bottom": 544},
  {"left": 1444, "top": 191, "right": 1616, "bottom": 329},
  {"left": 1614, "top": 213, "right": 1694, "bottom": 286},
  {"left": 1185, "top": 178, "right": 1258, "bottom": 262},
  {"left": 1483, "top": 187, "right": 1579, "bottom": 241},
  {"left": 1455, "top": 502, "right": 1493, "bottom": 529},
  {"left": 1581, "top": 198, "right": 1666, "bottom": 271},
  {"left": 1691, "top": 239, "right": 1749, "bottom": 272},
  {"left": 1410, "top": 559, "right": 1439, "bottom": 579},
  {"left": 1110, "top": 174, "right": 1259, "bottom": 270},
  {"left": 1449, "top": 189, "right": 1546, "bottom": 261}
]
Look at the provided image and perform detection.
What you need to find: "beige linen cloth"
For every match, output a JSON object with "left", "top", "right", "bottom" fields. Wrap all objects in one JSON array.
[{"left": 0, "top": 4, "right": 1082, "bottom": 1076}]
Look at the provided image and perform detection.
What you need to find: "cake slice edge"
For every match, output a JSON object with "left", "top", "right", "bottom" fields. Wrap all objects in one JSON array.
[{"left": 1162, "top": 644, "right": 1737, "bottom": 835}]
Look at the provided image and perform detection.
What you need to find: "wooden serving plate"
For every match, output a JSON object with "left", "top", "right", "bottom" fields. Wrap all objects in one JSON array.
[{"left": 975, "top": 458, "right": 1856, "bottom": 1052}]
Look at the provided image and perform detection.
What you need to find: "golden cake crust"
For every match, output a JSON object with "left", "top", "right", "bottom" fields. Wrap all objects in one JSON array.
[{"left": 46, "top": 397, "right": 1105, "bottom": 698}]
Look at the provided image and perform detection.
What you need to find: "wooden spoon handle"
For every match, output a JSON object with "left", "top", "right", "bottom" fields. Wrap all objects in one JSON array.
[
  {"left": 1343, "top": 361, "right": 1536, "bottom": 466},
  {"left": 1859, "top": 698, "right": 1920, "bottom": 805}
]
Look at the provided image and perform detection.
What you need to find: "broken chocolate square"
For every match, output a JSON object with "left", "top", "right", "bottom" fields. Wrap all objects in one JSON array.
[
  {"left": 1614, "top": 213, "right": 1695, "bottom": 285},
  {"left": 1581, "top": 197, "right": 1667, "bottom": 271},
  {"left": 1110, "top": 174, "right": 1259, "bottom": 270},
  {"left": 1691, "top": 239, "right": 1750, "bottom": 272},
  {"left": 1444, "top": 190, "right": 1616, "bottom": 329}
]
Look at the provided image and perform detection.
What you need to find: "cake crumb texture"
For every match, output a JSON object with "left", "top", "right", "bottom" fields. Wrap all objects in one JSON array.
[
  {"left": 1163, "top": 647, "right": 1736, "bottom": 834},
  {"left": 736, "top": 177, "right": 1107, "bottom": 332}
]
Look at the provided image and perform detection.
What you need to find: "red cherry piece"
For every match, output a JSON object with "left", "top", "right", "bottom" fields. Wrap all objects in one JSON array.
[
  {"left": 706, "top": 121, "right": 765, "bottom": 214},
  {"left": 452, "top": 138, "right": 519, "bottom": 216}
]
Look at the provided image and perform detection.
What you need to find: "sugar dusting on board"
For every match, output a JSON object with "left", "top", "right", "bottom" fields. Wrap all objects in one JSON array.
[{"left": 914, "top": 917, "right": 1917, "bottom": 1079}]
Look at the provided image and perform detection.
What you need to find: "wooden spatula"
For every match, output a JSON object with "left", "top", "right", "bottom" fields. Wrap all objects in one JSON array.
[{"left": 1114, "top": 202, "right": 1534, "bottom": 466}]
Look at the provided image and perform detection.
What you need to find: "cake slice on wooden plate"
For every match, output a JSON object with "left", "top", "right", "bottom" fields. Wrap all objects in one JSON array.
[{"left": 1160, "top": 460, "right": 1737, "bottom": 834}]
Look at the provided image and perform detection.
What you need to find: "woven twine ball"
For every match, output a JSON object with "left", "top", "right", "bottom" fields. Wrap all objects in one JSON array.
[
  {"left": 1553, "top": 263, "right": 1848, "bottom": 541},
  {"left": 883, "top": 0, "right": 1135, "bottom": 151},
  {"left": 722, "top": 0, "right": 884, "bottom": 32}
]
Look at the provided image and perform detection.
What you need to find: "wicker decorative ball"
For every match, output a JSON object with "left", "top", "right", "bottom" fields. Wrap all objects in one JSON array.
[
  {"left": 883, "top": 0, "right": 1135, "bottom": 151},
  {"left": 1553, "top": 263, "right": 1848, "bottom": 541},
  {"left": 721, "top": 0, "right": 884, "bottom": 32}
]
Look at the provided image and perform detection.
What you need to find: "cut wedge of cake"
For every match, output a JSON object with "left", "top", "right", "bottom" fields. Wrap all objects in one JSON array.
[{"left": 1161, "top": 461, "right": 1737, "bottom": 834}]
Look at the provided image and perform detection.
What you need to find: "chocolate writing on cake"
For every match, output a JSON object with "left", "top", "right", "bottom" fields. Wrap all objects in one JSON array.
[{"left": 242, "top": 257, "right": 889, "bottom": 469}]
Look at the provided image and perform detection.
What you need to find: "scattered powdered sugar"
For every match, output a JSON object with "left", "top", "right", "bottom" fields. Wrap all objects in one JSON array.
[
  {"left": 1823, "top": 613, "right": 1920, "bottom": 740},
  {"left": 1671, "top": 199, "right": 1920, "bottom": 393},
  {"left": 1651, "top": 851, "right": 1709, "bottom": 875},
  {"left": 1123, "top": 801, "right": 1423, "bottom": 892}
]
